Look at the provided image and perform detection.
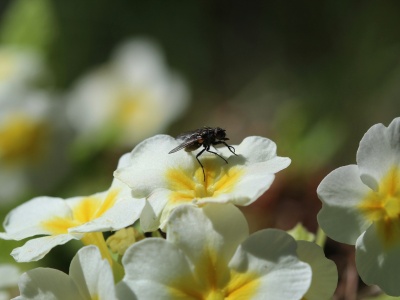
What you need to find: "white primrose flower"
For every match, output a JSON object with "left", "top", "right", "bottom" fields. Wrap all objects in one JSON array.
[
  {"left": 0, "top": 87, "right": 59, "bottom": 205},
  {"left": 317, "top": 117, "right": 400, "bottom": 296},
  {"left": 296, "top": 241, "right": 338, "bottom": 300},
  {"left": 66, "top": 38, "right": 189, "bottom": 148},
  {"left": 0, "top": 47, "right": 46, "bottom": 95},
  {"left": 119, "top": 204, "right": 312, "bottom": 300},
  {"left": 114, "top": 134, "right": 291, "bottom": 231},
  {"left": 14, "top": 246, "right": 124, "bottom": 300},
  {"left": 0, "top": 154, "right": 145, "bottom": 265}
]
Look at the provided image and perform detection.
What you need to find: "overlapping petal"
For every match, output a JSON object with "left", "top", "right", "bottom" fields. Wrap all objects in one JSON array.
[
  {"left": 296, "top": 241, "right": 338, "bottom": 300},
  {"left": 317, "top": 165, "right": 372, "bottom": 244},
  {"left": 357, "top": 118, "right": 400, "bottom": 191},
  {"left": 15, "top": 246, "right": 119, "bottom": 300},
  {"left": 121, "top": 205, "right": 311, "bottom": 300},
  {"left": 1, "top": 197, "right": 71, "bottom": 240},
  {"left": 355, "top": 224, "right": 400, "bottom": 296},
  {"left": 229, "top": 229, "right": 312, "bottom": 300},
  {"left": 167, "top": 204, "right": 249, "bottom": 272},
  {"left": 0, "top": 155, "right": 145, "bottom": 262},
  {"left": 15, "top": 269, "right": 82, "bottom": 300},
  {"left": 11, "top": 234, "right": 79, "bottom": 262}
]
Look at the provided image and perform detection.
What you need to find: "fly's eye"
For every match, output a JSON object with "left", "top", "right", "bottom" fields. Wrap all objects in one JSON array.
[{"left": 215, "top": 130, "right": 225, "bottom": 139}]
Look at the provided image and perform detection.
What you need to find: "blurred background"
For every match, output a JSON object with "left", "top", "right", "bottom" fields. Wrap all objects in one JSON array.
[{"left": 1, "top": 1, "right": 400, "bottom": 299}]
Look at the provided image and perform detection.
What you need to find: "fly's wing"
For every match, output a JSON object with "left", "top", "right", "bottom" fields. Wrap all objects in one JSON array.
[
  {"left": 175, "top": 129, "right": 199, "bottom": 141},
  {"left": 169, "top": 130, "right": 200, "bottom": 154}
]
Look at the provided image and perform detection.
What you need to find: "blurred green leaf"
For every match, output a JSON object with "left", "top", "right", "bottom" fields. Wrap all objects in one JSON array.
[
  {"left": 0, "top": 0, "right": 56, "bottom": 51},
  {"left": 275, "top": 101, "right": 347, "bottom": 174}
]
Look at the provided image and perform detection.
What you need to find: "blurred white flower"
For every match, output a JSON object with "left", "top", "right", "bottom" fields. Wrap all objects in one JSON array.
[
  {"left": 0, "top": 46, "right": 67, "bottom": 205},
  {"left": 0, "top": 47, "right": 46, "bottom": 95},
  {"left": 0, "top": 87, "right": 60, "bottom": 205},
  {"left": 67, "top": 38, "right": 190, "bottom": 149},
  {"left": 0, "top": 264, "right": 20, "bottom": 300}
]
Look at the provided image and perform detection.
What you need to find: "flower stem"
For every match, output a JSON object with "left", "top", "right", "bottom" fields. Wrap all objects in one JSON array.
[{"left": 315, "top": 226, "right": 327, "bottom": 248}]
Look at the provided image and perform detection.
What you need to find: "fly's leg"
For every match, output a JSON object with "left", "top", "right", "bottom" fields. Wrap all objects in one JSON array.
[
  {"left": 195, "top": 148, "right": 206, "bottom": 181},
  {"left": 212, "top": 141, "right": 238, "bottom": 156},
  {"left": 205, "top": 146, "right": 228, "bottom": 164}
]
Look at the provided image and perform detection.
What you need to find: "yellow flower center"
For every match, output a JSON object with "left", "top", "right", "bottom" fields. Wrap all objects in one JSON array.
[
  {"left": 40, "top": 189, "right": 122, "bottom": 276},
  {"left": 358, "top": 166, "right": 400, "bottom": 247},
  {"left": 0, "top": 114, "right": 49, "bottom": 165},
  {"left": 166, "top": 159, "right": 244, "bottom": 205},
  {"left": 168, "top": 249, "right": 260, "bottom": 299},
  {"left": 41, "top": 189, "right": 120, "bottom": 235},
  {"left": 114, "top": 88, "right": 159, "bottom": 127}
]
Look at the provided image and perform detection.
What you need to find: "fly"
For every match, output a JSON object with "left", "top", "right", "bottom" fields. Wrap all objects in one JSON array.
[{"left": 168, "top": 127, "right": 238, "bottom": 180}]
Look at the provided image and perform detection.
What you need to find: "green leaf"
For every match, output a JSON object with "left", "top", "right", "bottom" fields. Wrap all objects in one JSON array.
[
  {"left": 0, "top": 0, "right": 57, "bottom": 52},
  {"left": 287, "top": 223, "right": 315, "bottom": 242}
]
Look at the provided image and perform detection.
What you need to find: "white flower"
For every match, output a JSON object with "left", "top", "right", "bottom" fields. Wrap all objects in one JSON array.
[
  {"left": 0, "top": 264, "right": 20, "bottom": 300},
  {"left": 66, "top": 38, "right": 189, "bottom": 148},
  {"left": 119, "top": 204, "right": 312, "bottom": 300},
  {"left": 0, "top": 86, "right": 59, "bottom": 205},
  {"left": 0, "top": 154, "right": 145, "bottom": 263},
  {"left": 0, "top": 47, "right": 45, "bottom": 95},
  {"left": 317, "top": 117, "right": 400, "bottom": 296},
  {"left": 14, "top": 246, "right": 120, "bottom": 300},
  {"left": 114, "top": 134, "right": 290, "bottom": 231}
]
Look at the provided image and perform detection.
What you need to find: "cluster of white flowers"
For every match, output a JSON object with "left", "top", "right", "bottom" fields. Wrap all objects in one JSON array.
[
  {"left": 1, "top": 133, "right": 337, "bottom": 299},
  {"left": 3, "top": 36, "right": 399, "bottom": 298},
  {"left": 0, "top": 38, "right": 189, "bottom": 206},
  {"left": 0, "top": 46, "right": 59, "bottom": 204}
]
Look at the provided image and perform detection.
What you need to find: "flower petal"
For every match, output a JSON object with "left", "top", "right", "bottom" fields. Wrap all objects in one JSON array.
[
  {"left": 0, "top": 264, "right": 20, "bottom": 288},
  {"left": 15, "top": 268, "right": 83, "bottom": 300},
  {"left": 229, "top": 229, "right": 312, "bottom": 300},
  {"left": 69, "top": 198, "right": 145, "bottom": 233},
  {"left": 357, "top": 118, "right": 400, "bottom": 191},
  {"left": 195, "top": 165, "right": 276, "bottom": 206},
  {"left": 69, "top": 246, "right": 117, "bottom": 300},
  {"left": 117, "top": 280, "right": 186, "bottom": 300},
  {"left": 223, "top": 136, "right": 291, "bottom": 172},
  {"left": 122, "top": 238, "right": 198, "bottom": 298},
  {"left": 11, "top": 234, "right": 78, "bottom": 262},
  {"left": 296, "top": 241, "right": 338, "bottom": 300},
  {"left": 114, "top": 135, "right": 194, "bottom": 196},
  {"left": 1, "top": 197, "right": 71, "bottom": 240},
  {"left": 139, "top": 198, "right": 163, "bottom": 233},
  {"left": 166, "top": 204, "right": 249, "bottom": 270},
  {"left": 317, "top": 165, "right": 371, "bottom": 244},
  {"left": 356, "top": 224, "right": 400, "bottom": 296}
]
